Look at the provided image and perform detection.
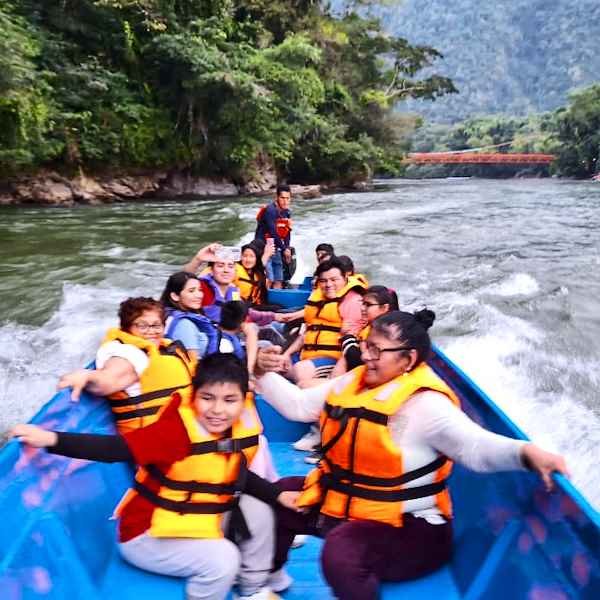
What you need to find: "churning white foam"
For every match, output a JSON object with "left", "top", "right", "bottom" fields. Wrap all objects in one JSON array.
[
  {"left": 441, "top": 303, "right": 600, "bottom": 509},
  {"left": 481, "top": 272, "right": 540, "bottom": 297}
]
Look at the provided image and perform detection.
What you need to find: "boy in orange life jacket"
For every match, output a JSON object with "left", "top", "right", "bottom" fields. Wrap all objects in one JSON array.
[
  {"left": 12, "top": 354, "right": 300, "bottom": 600},
  {"left": 255, "top": 184, "right": 292, "bottom": 289}
]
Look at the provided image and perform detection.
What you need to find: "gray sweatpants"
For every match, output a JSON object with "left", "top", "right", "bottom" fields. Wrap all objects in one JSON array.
[{"left": 119, "top": 495, "right": 275, "bottom": 600}]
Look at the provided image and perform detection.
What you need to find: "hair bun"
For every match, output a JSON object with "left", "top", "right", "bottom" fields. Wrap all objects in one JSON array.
[{"left": 413, "top": 308, "right": 435, "bottom": 330}]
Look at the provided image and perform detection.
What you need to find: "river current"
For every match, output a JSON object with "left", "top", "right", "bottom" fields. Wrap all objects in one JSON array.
[{"left": 1, "top": 178, "right": 599, "bottom": 507}]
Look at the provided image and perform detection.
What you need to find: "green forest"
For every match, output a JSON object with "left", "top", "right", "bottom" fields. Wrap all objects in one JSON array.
[
  {"left": 3, "top": 0, "right": 600, "bottom": 189},
  {"left": 0, "top": 0, "right": 454, "bottom": 185}
]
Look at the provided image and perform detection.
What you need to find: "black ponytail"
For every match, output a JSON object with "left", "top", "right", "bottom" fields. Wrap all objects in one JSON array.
[{"left": 371, "top": 309, "right": 436, "bottom": 367}]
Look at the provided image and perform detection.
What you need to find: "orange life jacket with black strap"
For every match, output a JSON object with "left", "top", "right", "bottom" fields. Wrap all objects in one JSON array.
[
  {"left": 301, "top": 275, "right": 367, "bottom": 360},
  {"left": 256, "top": 203, "right": 292, "bottom": 240},
  {"left": 115, "top": 393, "right": 261, "bottom": 539},
  {"left": 297, "top": 363, "right": 460, "bottom": 526},
  {"left": 235, "top": 262, "right": 264, "bottom": 304},
  {"left": 101, "top": 329, "right": 195, "bottom": 434}
]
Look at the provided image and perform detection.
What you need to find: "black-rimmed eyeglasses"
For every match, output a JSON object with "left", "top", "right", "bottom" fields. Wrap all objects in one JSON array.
[{"left": 359, "top": 340, "right": 414, "bottom": 360}]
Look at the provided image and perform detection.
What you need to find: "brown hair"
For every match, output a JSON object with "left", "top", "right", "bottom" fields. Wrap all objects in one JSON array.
[{"left": 118, "top": 297, "right": 165, "bottom": 331}]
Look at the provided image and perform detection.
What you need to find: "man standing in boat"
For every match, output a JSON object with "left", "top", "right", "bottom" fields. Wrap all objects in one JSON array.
[{"left": 255, "top": 184, "right": 293, "bottom": 289}]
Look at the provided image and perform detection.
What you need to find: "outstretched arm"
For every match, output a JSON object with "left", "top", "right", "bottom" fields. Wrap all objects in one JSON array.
[
  {"left": 57, "top": 357, "right": 138, "bottom": 401},
  {"left": 183, "top": 243, "right": 221, "bottom": 274},
  {"left": 10, "top": 424, "right": 131, "bottom": 462}
]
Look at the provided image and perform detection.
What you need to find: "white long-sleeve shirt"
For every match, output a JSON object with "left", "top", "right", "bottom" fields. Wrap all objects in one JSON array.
[{"left": 258, "top": 371, "right": 527, "bottom": 522}]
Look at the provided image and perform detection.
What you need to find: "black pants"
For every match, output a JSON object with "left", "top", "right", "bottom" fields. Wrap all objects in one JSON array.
[{"left": 275, "top": 476, "right": 453, "bottom": 600}]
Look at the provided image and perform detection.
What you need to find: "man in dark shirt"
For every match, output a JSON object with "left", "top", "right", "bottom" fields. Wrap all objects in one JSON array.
[{"left": 255, "top": 184, "right": 292, "bottom": 289}]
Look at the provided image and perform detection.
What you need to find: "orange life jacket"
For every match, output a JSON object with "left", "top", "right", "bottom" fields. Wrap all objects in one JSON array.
[
  {"left": 101, "top": 329, "right": 195, "bottom": 434},
  {"left": 115, "top": 393, "right": 262, "bottom": 539},
  {"left": 298, "top": 363, "right": 460, "bottom": 526},
  {"left": 301, "top": 276, "right": 367, "bottom": 360}
]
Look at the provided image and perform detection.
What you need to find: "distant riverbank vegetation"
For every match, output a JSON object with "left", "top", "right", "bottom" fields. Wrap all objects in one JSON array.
[
  {"left": 0, "top": 0, "right": 455, "bottom": 186},
  {"left": 408, "top": 84, "right": 600, "bottom": 179}
]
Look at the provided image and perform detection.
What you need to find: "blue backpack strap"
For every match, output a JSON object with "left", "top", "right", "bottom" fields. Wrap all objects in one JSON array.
[{"left": 166, "top": 309, "right": 221, "bottom": 351}]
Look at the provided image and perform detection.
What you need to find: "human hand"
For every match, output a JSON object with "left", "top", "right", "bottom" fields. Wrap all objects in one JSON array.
[
  {"left": 255, "top": 345, "right": 287, "bottom": 376},
  {"left": 521, "top": 443, "right": 570, "bottom": 491},
  {"left": 57, "top": 369, "right": 90, "bottom": 402},
  {"left": 277, "top": 490, "right": 303, "bottom": 512},
  {"left": 274, "top": 312, "right": 295, "bottom": 323},
  {"left": 195, "top": 243, "right": 221, "bottom": 263},
  {"left": 283, "top": 248, "right": 292, "bottom": 264},
  {"left": 10, "top": 424, "right": 58, "bottom": 448}
]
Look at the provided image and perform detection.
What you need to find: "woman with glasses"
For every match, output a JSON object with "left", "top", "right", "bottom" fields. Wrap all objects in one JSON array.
[
  {"left": 254, "top": 310, "right": 568, "bottom": 600},
  {"left": 331, "top": 285, "right": 399, "bottom": 379},
  {"left": 58, "top": 297, "right": 195, "bottom": 434}
]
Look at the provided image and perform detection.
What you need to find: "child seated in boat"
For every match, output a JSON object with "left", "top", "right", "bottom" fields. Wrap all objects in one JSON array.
[
  {"left": 12, "top": 353, "right": 299, "bottom": 600},
  {"left": 58, "top": 297, "right": 195, "bottom": 434},
  {"left": 254, "top": 310, "right": 569, "bottom": 600}
]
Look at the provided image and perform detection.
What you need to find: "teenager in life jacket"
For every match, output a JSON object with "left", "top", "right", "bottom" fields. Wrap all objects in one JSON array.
[
  {"left": 282, "top": 257, "right": 367, "bottom": 387},
  {"left": 253, "top": 311, "right": 569, "bottom": 600},
  {"left": 329, "top": 285, "right": 399, "bottom": 379},
  {"left": 12, "top": 354, "right": 301, "bottom": 600},
  {"left": 315, "top": 243, "right": 335, "bottom": 265},
  {"left": 57, "top": 297, "right": 195, "bottom": 435},
  {"left": 255, "top": 185, "right": 292, "bottom": 289},
  {"left": 235, "top": 242, "right": 271, "bottom": 306}
]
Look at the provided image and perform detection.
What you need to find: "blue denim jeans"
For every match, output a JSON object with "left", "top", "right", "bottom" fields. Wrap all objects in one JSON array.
[{"left": 266, "top": 249, "right": 284, "bottom": 282}]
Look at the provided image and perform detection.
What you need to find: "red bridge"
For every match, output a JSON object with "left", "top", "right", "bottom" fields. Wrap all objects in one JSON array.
[{"left": 408, "top": 152, "right": 556, "bottom": 165}]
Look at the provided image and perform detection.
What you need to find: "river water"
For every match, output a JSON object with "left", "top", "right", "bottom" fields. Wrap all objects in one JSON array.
[{"left": 1, "top": 178, "right": 599, "bottom": 507}]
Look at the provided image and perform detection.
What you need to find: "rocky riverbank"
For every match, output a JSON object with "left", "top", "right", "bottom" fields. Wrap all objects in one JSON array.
[{"left": 0, "top": 169, "right": 324, "bottom": 206}]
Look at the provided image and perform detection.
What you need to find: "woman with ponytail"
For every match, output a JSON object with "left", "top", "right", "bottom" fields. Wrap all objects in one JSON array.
[
  {"left": 254, "top": 310, "right": 568, "bottom": 600},
  {"left": 330, "top": 285, "right": 400, "bottom": 378}
]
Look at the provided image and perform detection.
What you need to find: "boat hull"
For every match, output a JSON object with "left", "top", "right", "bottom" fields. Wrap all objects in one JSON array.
[{"left": 1, "top": 285, "right": 598, "bottom": 598}]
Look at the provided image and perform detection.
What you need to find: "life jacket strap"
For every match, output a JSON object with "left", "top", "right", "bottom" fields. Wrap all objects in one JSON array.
[
  {"left": 112, "top": 405, "right": 162, "bottom": 421},
  {"left": 109, "top": 385, "right": 187, "bottom": 409},
  {"left": 302, "top": 343, "right": 341, "bottom": 352},
  {"left": 133, "top": 480, "right": 237, "bottom": 514},
  {"left": 190, "top": 435, "right": 259, "bottom": 455},
  {"left": 238, "top": 276, "right": 256, "bottom": 286},
  {"left": 306, "top": 324, "right": 342, "bottom": 333},
  {"left": 321, "top": 474, "right": 448, "bottom": 502},
  {"left": 325, "top": 455, "right": 448, "bottom": 488},
  {"left": 145, "top": 465, "right": 238, "bottom": 495},
  {"left": 323, "top": 404, "right": 389, "bottom": 426}
]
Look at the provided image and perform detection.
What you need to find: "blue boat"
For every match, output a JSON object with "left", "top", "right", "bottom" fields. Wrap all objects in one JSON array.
[{"left": 1, "top": 286, "right": 599, "bottom": 599}]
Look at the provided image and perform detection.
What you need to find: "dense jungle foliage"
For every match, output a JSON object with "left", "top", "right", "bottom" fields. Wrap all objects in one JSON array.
[
  {"left": 356, "top": 0, "right": 600, "bottom": 123},
  {"left": 408, "top": 85, "right": 600, "bottom": 179},
  {"left": 0, "top": 0, "right": 455, "bottom": 183}
]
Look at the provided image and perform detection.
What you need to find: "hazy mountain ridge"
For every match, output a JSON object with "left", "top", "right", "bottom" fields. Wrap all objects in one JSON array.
[{"left": 344, "top": 0, "right": 600, "bottom": 122}]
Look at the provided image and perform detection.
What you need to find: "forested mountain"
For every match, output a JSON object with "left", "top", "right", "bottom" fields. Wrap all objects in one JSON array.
[{"left": 344, "top": 0, "right": 600, "bottom": 122}]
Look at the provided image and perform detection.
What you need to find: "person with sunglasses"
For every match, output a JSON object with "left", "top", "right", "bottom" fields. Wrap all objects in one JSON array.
[
  {"left": 253, "top": 310, "right": 568, "bottom": 600},
  {"left": 57, "top": 297, "right": 195, "bottom": 434}
]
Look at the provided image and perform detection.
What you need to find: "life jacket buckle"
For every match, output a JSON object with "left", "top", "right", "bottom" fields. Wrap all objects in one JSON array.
[
  {"left": 216, "top": 438, "right": 235, "bottom": 453},
  {"left": 330, "top": 406, "right": 345, "bottom": 420}
]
